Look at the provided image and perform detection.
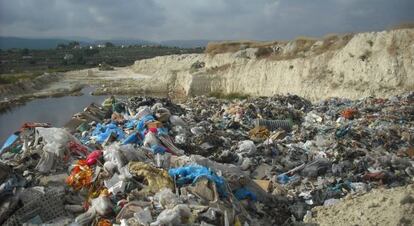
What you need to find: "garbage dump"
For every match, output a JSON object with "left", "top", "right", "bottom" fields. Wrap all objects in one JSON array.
[{"left": 0, "top": 92, "right": 413, "bottom": 225}]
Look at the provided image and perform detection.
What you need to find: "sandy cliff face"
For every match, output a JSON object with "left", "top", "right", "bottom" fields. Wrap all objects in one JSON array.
[{"left": 131, "top": 29, "right": 414, "bottom": 101}]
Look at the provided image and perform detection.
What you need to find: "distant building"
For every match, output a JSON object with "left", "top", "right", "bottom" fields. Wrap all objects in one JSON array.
[
  {"left": 64, "top": 54, "right": 74, "bottom": 60},
  {"left": 97, "top": 44, "right": 106, "bottom": 48},
  {"left": 22, "top": 55, "right": 33, "bottom": 59}
]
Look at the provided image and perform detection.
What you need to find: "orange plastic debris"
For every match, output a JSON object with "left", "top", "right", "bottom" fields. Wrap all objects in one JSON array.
[
  {"left": 66, "top": 159, "right": 93, "bottom": 190},
  {"left": 97, "top": 218, "right": 112, "bottom": 226},
  {"left": 341, "top": 108, "right": 358, "bottom": 119}
]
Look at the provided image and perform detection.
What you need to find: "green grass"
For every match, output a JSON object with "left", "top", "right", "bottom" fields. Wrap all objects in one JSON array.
[{"left": 0, "top": 72, "right": 43, "bottom": 84}]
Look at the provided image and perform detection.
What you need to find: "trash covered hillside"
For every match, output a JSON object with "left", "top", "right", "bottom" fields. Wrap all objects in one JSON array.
[{"left": 1, "top": 92, "right": 413, "bottom": 226}]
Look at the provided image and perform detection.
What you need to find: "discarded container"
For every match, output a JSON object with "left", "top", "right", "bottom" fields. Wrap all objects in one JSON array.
[{"left": 253, "top": 119, "right": 293, "bottom": 131}]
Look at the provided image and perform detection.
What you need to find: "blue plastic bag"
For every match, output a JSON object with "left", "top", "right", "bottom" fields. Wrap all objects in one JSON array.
[
  {"left": 92, "top": 123, "right": 125, "bottom": 144},
  {"left": 169, "top": 165, "right": 227, "bottom": 197},
  {"left": 125, "top": 119, "right": 138, "bottom": 129},
  {"left": 122, "top": 132, "right": 142, "bottom": 145},
  {"left": 233, "top": 187, "right": 257, "bottom": 201},
  {"left": 136, "top": 115, "right": 155, "bottom": 132},
  {"left": 151, "top": 144, "right": 167, "bottom": 154},
  {"left": 277, "top": 174, "right": 291, "bottom": 184}
]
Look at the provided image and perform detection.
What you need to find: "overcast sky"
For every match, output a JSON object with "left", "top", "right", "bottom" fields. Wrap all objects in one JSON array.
[{"left": 0, "top": 0, "right": 413, "bottom": 41}]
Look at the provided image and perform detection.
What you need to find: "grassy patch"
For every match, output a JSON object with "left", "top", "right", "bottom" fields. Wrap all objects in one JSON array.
[
  {"left": 388, "top": 22, "right": 414, "bottom": 30},
  {"left": 0, "top": 72, "right": 43, "bottom": 84},
  {"left": 255, "top": 47, "right": 273, "bottom": 58},
  {"left": 205, "top": 40, "right": 278, "bottom": 55},
  {"left": 205, "top": 33, "right": 354, "bottom": 62},
  {"left": 208, "top": 91, "right": 250, "bottom": 100}
]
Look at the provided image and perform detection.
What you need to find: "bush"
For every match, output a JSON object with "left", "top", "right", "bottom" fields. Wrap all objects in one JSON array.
[
  {"left": 359, "top": 50, "right": 372, "bottom": 61},
  {"left": 255, "top": 47, "right": 273, "bottom": 58}
]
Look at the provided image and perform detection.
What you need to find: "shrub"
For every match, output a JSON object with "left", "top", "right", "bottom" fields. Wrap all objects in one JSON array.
[
  {"left": 359, "top": 50, "right": 372, "bottom": 61},
  {"left": 255, "top": 47, "right": 273, "bottom": 58}
]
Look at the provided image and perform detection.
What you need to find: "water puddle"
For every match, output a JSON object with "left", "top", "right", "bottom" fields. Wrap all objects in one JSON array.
[{"left": 0, "top": 87, "right": 108, "bottom": 144}]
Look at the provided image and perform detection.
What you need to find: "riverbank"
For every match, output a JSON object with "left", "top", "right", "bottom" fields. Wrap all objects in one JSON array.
[{"left": 0, "top": 67, "right": 163, "bottom": 112}]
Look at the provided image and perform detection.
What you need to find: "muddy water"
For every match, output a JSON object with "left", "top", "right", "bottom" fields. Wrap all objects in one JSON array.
[{"left": 0, "top": 87, "right": 107, "bottom": 144}]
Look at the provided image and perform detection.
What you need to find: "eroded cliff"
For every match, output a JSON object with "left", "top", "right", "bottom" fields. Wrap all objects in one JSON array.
[{"left": 131, "top": 29, "right": 414, "bottom": 101}]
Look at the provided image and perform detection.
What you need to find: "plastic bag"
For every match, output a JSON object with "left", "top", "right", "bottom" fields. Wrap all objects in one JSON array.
[
  {"left": 91, "top": 196, "right": 113, "bottom": 216},
  {"left": 66, "top": 160, "right": 93, "bottom": 190},
  {"left": 104, "top": 173, "right": 125, "bottom": 194},
  {"left": 134, "top": 207, "right": 152, "bottom": 226},
  {"left": 35, "top": 150, "right": 56, "bottom": 173},
  {"left": 36, "top": 127, "right": 75, "bottom": 157},
  {"left": 169, "top": 165, "right": 227, "bottom": 197},
  {"left": 75, "top": 207, "right": 96, "bottom": 225},
  {"left": 150, "top": 204, "right": 191, "bottom": 226},
  {"left": 143, "top": 132, "right": 160, "bottom": 147},
  {"left": 154, "top": 188, "right": 180, "bottom": 209},
  {"left": 86, "top": 150, "right": 102, "bottom": 166},
  {"left": 233, "top": 187, "right": 257, "bottom": 201},
  {"left": 237, "top": 140, "right": 256, "bottom": 155},
  {"left": 169, "top": 115, "right": 187, "bottom": 127}
]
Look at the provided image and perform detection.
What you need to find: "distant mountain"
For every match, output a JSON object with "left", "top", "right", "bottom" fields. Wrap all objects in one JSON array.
[
  {"left": 93, "top": 39, "right": 157, "bottom": 46},
  {"left": 0, "top": 36, "right": 212, "bottom": 50},
  {"left": 160, "top": 40, "right": 212, "bottom": 48},
  {"left": 0, "top": 37, "right": 80, "bottom": 50}
]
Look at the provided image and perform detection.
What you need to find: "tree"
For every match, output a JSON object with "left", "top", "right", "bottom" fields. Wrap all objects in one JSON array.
[
  {"left": 20, "top": 48, "right": 29, "bottom": 55},
  {"left": 57, "top": 43, "right": 67, "bottom": 49},
  {"left": 105, "top": 42, "right": 115, "bottom": 47},
  {"left": 75, "top": 54, "right": 86, "bottom": 64},
  {"left": 84, "top": 48, "right": 99, "bottom": 56},
  {"left": 67, "top": 41, "right": 80, "bottom": 49}
]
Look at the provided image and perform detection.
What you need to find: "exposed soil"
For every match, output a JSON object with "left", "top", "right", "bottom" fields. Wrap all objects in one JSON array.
[{"left": 305, "top": 184, "right": 414, "bottom": 226}]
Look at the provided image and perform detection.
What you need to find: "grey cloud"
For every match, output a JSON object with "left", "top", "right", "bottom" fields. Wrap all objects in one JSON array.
[{"left": 0, "top": 0, "right": 413, "bottom": 41}]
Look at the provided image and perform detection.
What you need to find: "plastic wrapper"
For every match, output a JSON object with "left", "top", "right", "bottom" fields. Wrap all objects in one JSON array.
[
  {"left": 35, "top": 127, "right": 75, "bottom": 158},
  {"left": 66, "top": 160, "right": 93, "bottom": 190},
  {"left": 154, "top": 188, "right": 180, "bottom": 209},
  {"left": 150, "top": 204, "right": 191, "bottom": 226},
  {"left": 143, "top": 132, "right": 160, "bottom": 148},
  {"left": 86, "top": 150, "right": 102, "bottom": 166},
  {"left": 237, "top": 140, "right": 257, "bottom": 155},
  {"left": 134, "top": 207, "right": 152, "bottom": 226},
  {"left": 34, "top": 150, "right": 56, "bottom": 173},
  {"left": 75, "top": 207, "right": 96, "bottom": 225},
  {"left": 91, "top": 196, "right": 113, "bottom": 216},
  {"left": 169, "top": 115, "right": 187, "bottom": 127},
  {"left": 169, "top": 165, "right": 227, "bottom": 197},
  {"left": 104, "top": 173, "right": 126, "bottom": 194}
]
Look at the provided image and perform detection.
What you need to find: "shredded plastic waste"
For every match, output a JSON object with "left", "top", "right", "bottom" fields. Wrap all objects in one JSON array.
[{"left": 0, "top": 93, "right": 413, "bottom": 225}]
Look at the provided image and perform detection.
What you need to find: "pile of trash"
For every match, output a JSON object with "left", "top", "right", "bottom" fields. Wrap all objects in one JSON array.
[{"left": 0, "top": 92, "right": 413, "bottom": 225}]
